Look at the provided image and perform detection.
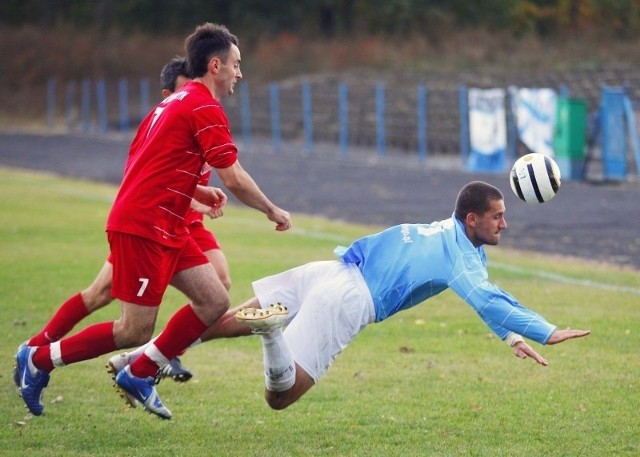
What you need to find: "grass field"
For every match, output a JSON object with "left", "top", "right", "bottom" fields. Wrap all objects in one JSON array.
[{"left": 1, "top": 167, "right": 639, "bottom": 457}]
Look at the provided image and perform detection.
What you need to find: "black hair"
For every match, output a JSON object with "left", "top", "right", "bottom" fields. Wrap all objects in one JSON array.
[
  {"left": 160, "top": 56, "right": 189, "bottom": 92},
  {"left": 454, "top": 181, "right": 504, "bottom": 221},
  {"left": 184, "top": 23, "right": 239, "bottom": 78}
]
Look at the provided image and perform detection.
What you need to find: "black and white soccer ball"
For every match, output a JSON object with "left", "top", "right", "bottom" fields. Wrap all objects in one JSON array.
[{"left": 509, "top": 153, "right": 562, "bottom": 204}]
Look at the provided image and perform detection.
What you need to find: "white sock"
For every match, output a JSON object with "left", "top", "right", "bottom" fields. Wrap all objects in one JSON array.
[
  {"left": 127, "top": 337, "right": 154, "bottom": 360},
  {"left": 261, "top": 329, "right": 296, "bottom": 392},
  {"left": 128, "top": 335, "right": 201, "bottom": 362}
]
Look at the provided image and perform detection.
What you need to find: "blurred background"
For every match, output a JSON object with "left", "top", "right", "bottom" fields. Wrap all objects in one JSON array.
[{"left": 0, "top": 0, "right": 638, "bottom": 174}]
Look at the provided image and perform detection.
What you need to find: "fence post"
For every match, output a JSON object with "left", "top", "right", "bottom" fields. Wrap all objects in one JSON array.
[
  {"left": 376, "top": 83, "right": 386, "bottom": 156},
  {"left": 96, "top": 79, "right": 108, "bottom": 134},
  {"left": 239, "top": 81, "right": 252, "bottom": 145},
  {"left": 338, "top": 83, "right": 349, "bottom": 156},
  {"left": 458, "top": 85, "right": 470, "bottom": 164},
  {"left": 139, "top": 77, "right": 150, "bottom": 119},
  {"left": 269, "top": 83, "right": 282, "bottom": 153},
  {"left": 302, "top": 82, "right": 314, "bottom": 155},
  {"left": 417, "top": 84, "right": 428, "bottom": 161},
  {"left": 119, "top": 78, "right": 129, "bottom": 132},
  {"left": 81, "top": 78, "right": 92, "bottom": 133},
  {"left": 47, "top": 78, "right": 57, "bottom": 129},
  {"left": 65, "top": 80, "right": 75, "bottom": 129},
  {"left": 506, "top": 88, "right": 517, "bottom": 162}
]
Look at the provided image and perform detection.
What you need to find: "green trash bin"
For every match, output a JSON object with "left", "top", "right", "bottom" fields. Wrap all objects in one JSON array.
[{"left": 553, "top": 97, "right": 587, "bottom": 180}]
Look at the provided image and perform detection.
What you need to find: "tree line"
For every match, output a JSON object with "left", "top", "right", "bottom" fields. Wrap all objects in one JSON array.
[{"left": 2, "top": 0, "right": 639, "bottom": 39}]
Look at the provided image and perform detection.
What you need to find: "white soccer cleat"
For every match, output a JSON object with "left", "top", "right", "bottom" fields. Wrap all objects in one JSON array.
[
  {"left": 235, "top": 303, "right": 288, "bottom": 334},
  {"left": 106, "top": 352, "right": 137, "bottom": 408}
]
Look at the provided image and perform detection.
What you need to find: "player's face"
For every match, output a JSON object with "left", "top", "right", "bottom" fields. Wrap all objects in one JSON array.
[
  {"left": 469, "top": 199, "right": 507, "bottom": 246},
  {"left": 216, "top": 44, "right": 242, "bottom": 97}
]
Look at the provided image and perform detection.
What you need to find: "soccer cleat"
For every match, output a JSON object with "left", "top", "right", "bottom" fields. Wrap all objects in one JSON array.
[
  {"left": 106, "top": 352, "right": 137, "bottom": 408},
  {"left": 159, "top": 357, "right": 193, "bottom": 383},
  {"left": 13, "top": 342, "right": 27, "bottom": 390},
  {"left": 235, "top": 303, "right": 289, "bottom": 334},
  {"left": 115, "top": 366, "right": 172, "bottom": 420},
  {"left": 15, "top": 345, "right": 50, "bottom": 416}
]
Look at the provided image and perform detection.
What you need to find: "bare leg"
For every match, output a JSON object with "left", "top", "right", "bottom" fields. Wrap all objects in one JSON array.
[
  {"left": 264, "top": 362, "right": 315, "bottom": 410},
  {"left": 204, "top": 248, "right": 231, "bottom": 291}
]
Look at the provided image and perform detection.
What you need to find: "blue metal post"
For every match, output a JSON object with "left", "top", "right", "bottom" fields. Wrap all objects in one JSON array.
[
  {"left": 559, "top": 84, "right": 569, "bottom": 97},
  {"left": 417, "top": 84, "right": 428, "bottom": 161},
  {"left": 81, "top": 78, "right": 91, "bottom": 133},
  {"left": 96, "top": 79, "right": 108, "bottom": 134},
  {"left": 338, "top": 83, "right": 349, "bottom": 156},
  {"left": 139, "top": 77, "right": 150, "bottom": 118},
  {"left": 239, "top": 81, "right": 252, "bottom": 145},
  {"left": 302, "top": 82, "right": 314, "bottom": 155},
  {"left": 506, "top": 89, "right": 518, "bottom": 162},
  {"left": 458, "top": 85, "right": 470, "bottom": 164},
  {"left": 118, "top": 78, "right": 129, "bottom": 132},
  {"left": 65, "top": 80, "right": 75, "bottom": 129},
  {"left": 376, "top": 83, "right": 386, "bottom": 156},
  {"left": 270, "top": 83, "right": 282, "bottom": 153},
  {"left": 47, "top": 78, "right": 56, "bottom": 129}
]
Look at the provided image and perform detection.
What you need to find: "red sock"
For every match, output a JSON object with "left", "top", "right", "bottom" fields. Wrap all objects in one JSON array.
[
  {"left": 130, "top": 305, "right": 207, "bottom": 378},
  {"left": 28, "top": 293, "right": 90, "bottom": 346},
  {"left": 32, "top": 322, "right": 116, "bottom": 372}
]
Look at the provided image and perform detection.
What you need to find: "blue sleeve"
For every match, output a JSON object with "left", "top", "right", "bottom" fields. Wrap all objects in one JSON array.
[{"left": 448, "top": 253, "right": 557, "bottom": 344}]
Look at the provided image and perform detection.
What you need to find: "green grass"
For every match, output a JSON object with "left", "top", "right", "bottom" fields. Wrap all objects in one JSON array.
[{"left": 1, "top": 167, "right": 639, "bottom": 457}]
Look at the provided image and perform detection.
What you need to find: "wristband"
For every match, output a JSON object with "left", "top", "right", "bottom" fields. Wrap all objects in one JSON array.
[{"left": 505, "top": 333, "right": 524, "bottom": 347}]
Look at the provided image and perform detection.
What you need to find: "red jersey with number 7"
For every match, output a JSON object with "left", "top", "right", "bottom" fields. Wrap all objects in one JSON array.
[{"left": 107, "top": 81, "right": 237, "bottom": 248}]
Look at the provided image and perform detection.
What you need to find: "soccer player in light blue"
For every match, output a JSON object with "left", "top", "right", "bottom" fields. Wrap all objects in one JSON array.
[{"left": 234, "top": 180, "right": 590, "bottom": 410}]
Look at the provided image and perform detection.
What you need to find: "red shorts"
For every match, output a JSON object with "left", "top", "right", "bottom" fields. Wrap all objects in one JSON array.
[
  {"left": 188, "top": 222, "right": 221, "bottom": 252},
  {"left": 108, "top": 231, "right": 209, "bottom": 306},
  {"left": 105, "top": 224, "right": 220, "bottom": 264}
]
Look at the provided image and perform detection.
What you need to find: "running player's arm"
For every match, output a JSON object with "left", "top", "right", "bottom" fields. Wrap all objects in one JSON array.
[{"left": 215, "top": 161, "right": 291, "bottom": 231}]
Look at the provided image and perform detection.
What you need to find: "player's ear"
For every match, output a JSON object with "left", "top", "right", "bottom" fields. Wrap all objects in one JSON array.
[
  {"left": 209, "top": 57, "right": 220, "bottom": 73},
  {"left": 465, "top": 212, "right": 477, "bottom": 228},
  {"left": 161, "top": 89, "right": 171, "bottom": 98}
]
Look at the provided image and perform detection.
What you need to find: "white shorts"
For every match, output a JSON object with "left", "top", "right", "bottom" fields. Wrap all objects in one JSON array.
[{"left": 252, "top": 260, "right": 376, "bottom": 383}]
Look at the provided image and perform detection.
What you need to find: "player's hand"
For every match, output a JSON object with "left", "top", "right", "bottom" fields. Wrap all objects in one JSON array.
[
  {"left": 546, "top": 328, "right": 590, "bottom": 345},
  {"left": 512, "top": 341, "right": 548, "bottom": 366},
  {"left": 194, "top": 185, "right": 228, "bottom": 209},
  {"left": 268, "top": 207, "right": 292, "bottom": 231},
  {"left": 191, "top": 199, "right": 224, "bottom": 219},
  {"left": 190, "top": 187, "right": 226, "bottom": 219}
]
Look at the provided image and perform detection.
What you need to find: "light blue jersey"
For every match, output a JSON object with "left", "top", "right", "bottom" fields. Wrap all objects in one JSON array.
[{"left": 335, "top": 214, "right": 556, "bottom": 345}]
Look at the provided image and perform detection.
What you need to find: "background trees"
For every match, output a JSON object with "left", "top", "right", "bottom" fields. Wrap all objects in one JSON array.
[{"left": 1, "top": 0, "right": 639, "bottom": 38}]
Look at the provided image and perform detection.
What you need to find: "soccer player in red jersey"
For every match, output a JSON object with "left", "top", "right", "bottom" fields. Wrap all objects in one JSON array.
[
  {"left": 16, "top": 57, "right": 227, "bottom": 386},
  {"left": 15, "top": 23, "right": 291, "bottom": 419}
]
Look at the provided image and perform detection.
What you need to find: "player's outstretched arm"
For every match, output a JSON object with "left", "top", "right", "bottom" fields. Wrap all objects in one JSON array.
[
  {"left": 546, "top": 328, "right": 590, "bottom": 345},
  {"left": 511, "top": 329, "right": 590, "bottom": 367}
]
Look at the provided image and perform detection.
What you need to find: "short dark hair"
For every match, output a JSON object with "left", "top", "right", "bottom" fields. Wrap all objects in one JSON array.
[
  {"left": 160, "top": 56, "right": 189, "bottom": 92},
  {"left": 185, "top": 23, "right": 239, "bottom": 78},
  {"left": 454, "top": 181, "right": 504, "bottom": 221}
]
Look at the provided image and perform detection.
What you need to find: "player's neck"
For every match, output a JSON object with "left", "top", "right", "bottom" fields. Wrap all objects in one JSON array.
[{"left": 192, "top": 76, "right": 221, "bottom": 101}]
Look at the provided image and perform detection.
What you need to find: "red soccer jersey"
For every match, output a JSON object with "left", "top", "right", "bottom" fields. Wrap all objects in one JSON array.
[{"left": 107, "top": 81, "right": 237, "bottom": 248}]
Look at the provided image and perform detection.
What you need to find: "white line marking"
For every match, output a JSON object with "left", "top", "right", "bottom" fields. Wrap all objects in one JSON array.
[{"left": 491, "top": 262, "right": 640, "bottom": 296}]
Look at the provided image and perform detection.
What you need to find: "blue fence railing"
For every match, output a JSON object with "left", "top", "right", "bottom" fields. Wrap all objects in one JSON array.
[{"left": 44, "top": 76, "right": 639, "bottom": 180}]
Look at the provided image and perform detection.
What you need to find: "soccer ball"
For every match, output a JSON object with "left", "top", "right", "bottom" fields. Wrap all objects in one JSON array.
[{"left": 509, "top": 153, "right": 561, "bottom": 204}]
